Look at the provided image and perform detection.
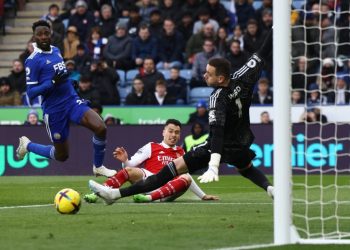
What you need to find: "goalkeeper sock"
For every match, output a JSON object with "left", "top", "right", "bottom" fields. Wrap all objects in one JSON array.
[
  {"left": 104, "top": 169, "right": 129, "bottom": 188},
  {"left": 150, "top": 176, "right": 189, "bottom": 201},
  {"left": 239, "top": 165, "right": 271, "bottom": 191},
  {"left": 120, "top": 161, "right": 178, "bottom": 197},
  {"left": 92, "top": 135, "right": 106, "bottom": 167},
  {"left": 27, "top": 143, "right": 55, "bottom": 160}
]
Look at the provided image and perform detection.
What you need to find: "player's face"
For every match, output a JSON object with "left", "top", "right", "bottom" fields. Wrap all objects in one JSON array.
[
  {"left": 204, "top": 64, "right": 220, "bottom": 87},
  {"left": 163, "top": 124, "right": 181, "bottom": 147},
  {"left": 34, "top": 26, "right": 51, "bottom": 51}
]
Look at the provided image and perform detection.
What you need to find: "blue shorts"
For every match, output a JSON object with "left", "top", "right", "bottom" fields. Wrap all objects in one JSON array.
[{"left": 43, "top": 98, "right": 90, "bottom": 143}]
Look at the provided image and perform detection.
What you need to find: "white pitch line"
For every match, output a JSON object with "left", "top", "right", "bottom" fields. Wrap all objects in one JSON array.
[
  {"left": 0, "top": 204, "right": 53, "bottom": 210},
  {"left": 212, "top": 243, "right": 275, "bottom": 250}
]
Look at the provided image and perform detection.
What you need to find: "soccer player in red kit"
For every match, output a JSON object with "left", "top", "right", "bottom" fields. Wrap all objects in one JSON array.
[{"left": 86, "top": 119, "right": 218, "bottom": 203}]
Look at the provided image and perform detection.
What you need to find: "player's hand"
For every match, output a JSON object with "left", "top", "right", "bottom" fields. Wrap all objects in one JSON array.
[
  {"left": 113, "top": 147, "right": 128, "bottom": 162},
  {"left": 52, "top": 70, "right": 69, "bottom": 85},
  {"left": 198, "top": 166, "right": 219, "bottom": 183},
  {"left": 202, "top": 194, "right": 219, "bottom": 201}
]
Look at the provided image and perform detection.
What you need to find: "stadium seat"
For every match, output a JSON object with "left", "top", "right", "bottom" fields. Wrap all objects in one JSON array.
[
  {"left": 118, "top": 86, "right": 132, "bottom": 105},
  {"left": 179, "top": 69, "right": 192, "bottom": 82},
  {"left": 125, "top": 69, "right": 139, "bottom": 85},
  {"left": 189, "top": 87, "right": 214, "bottom": 105},
  {"left": 117, "top": 70, "right": 126, "bottom": 86},
  {"left": 159, "top": 69, "right": 170, "bottom": 79}
]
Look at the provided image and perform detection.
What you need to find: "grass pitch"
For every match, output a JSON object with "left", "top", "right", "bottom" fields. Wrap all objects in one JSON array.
[{"left": 0, "top": 175, "right": 349, "bottom": 250}]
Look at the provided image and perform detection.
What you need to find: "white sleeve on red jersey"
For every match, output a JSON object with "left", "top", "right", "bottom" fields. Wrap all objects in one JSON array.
[
  {"left": 188, "top": 174, "right": 206, "bottom": 199},
  {"left": 124, "top": 142, "right": 152, "bottom": 168}
]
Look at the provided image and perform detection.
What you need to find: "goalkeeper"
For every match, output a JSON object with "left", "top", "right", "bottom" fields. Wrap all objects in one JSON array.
[{"left": 89, "top": 29, "right": 275, "bottom": 204}]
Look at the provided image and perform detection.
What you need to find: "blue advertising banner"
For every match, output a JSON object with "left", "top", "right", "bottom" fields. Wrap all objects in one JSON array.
[{"left": 1, "top": 124, "right": 349, "bottom": 176}]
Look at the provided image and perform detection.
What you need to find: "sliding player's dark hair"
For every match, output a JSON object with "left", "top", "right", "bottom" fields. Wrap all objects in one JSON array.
[
  {"left": 208, "top": 58, "right": 231, "bottom": 80},
  {"left": 165, "top": 119, "right": 181, "bottom": 128},
  {"left": 32, "top": 20, "right": 51, "bottom": 32}
]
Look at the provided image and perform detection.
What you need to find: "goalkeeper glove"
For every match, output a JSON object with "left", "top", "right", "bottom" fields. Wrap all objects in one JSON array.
[
  {"left": 198, "top": 166, "right": 219, "bottom": 183},
  {"left": 52, "top": 70, "right": 69, "bottom": 84}
]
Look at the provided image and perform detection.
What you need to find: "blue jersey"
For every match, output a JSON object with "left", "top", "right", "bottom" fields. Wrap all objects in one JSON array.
[{"left": 25, "top": 43, "right": 78, "bottom": 113}]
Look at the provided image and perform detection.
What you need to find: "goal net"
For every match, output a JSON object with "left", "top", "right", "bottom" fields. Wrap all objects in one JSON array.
[{"left": 279, "top": 0, "right": 350, "bottom": 244}]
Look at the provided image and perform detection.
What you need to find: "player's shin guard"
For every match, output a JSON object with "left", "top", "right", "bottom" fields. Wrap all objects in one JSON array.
[
  {"left": 104, "top": 169, "right": 129, "bottom": 188},
  {"left": 239, "top": 165, "right": 271, "bottom": 191},
  {"left": 120, "top": 161, "right": 178, "bottom": 198},
  {"left": 27, "top": 143, "right": 55, "bottom": 160},
  {"left": 150, "top": 177, "right": 189, "bottom": 201},
  {"left": 92, "top": 135, "right": 106, "bottom": 167}
]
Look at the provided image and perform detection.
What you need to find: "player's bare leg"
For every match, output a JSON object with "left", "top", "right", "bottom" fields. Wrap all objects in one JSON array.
[{"left": 80, "top": 109, "right": 116, "bottom": 177}]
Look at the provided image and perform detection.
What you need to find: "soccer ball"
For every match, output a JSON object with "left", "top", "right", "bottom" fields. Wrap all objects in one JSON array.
[{"left": 54, "top": 188, "right": 81, "bottom": 214}]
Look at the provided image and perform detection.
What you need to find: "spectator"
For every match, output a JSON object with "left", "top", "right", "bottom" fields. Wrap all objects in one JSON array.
[
  {"left": 23, "top": 110, "right": 43, "bottom": 126},
  {"left": 104, "top": 113, "right": 121, "bottom": 125},
  {"left": 166, "top": 67, "right": 187, "bottom": 104},
  {"left": 180, "top": 0, "right": 202, "bottom": 20},
  {"left": 127, "top": 5, "right": 142, "bottom": 38},
  {"left": 89, "top": 59, "right": 120, "bottom": 105},
  {"left": 156, "top": 18, "right": 185, "bottom": 70},
  {"left": 319, "top": 10, "right": 336, "bottom": 59},
  {"left": 292, "top": 56, "right": 317, "bottom": 90},
  {"left": 7, "top": 59, "right": 26, "bottom": 95},
  {"left": 307, "top": 83, "right": 328, "bottom": 106},
  {"left": 49, "top": 21, "right": 64, "bottom": 53},
  {"left": 19, "top": 41, "right": 34, "bottom": 64},
  {"left": 192, "top": 7, "right": 219, "bottom": 35},
  {"left": 177, "top": 11, "right": 194, "bottom": 45},
  {"left": 125, "top": 77, "right": 151, "bottom": 105},
  {"left": 159, "top": 0, "right": 179, "bottom": 21},
  {"left": 65, "top": 59, "right": 80, "bottom": 82},
  {"left": 182, "top": 122, "right": 208, "bottom": 152},
  {"left": 260, "top": 111, "right": 272, "bottom": 124},
  {"left": 252, "top": 77, "right": 273, "bottom": 105},
  {"left": 148, "top": 9, "right": 163, "bottom": 37},
  {"left": 225, "top": 39, "right": 248, "bottom": 72},
  {"left": 136, "top": 58, "right": 165, "bottom": 93},
  {"left": 63, "top": 26, "right": 80, "bottom": 60},
  {"left": 186, "top": 22, "right": 216, "bottom": 65},
  {"left": 0, "top": 77, "right": 21, "bottom": 106},
  {"left": 137, "top": 0, "right": 157, "bottom": 23},
  {"left": 131, "top": 24, "right": 158, "bottom": 67},
  {"left": 73, "top": 44, "right": 92, "bottom": 74},
  {"left": 243, "top": 19, "right": 266, "bottom": 55},
  {"left": 329, "top": 74, "right": 350, "bottom": 105},
  {"left": 68, "top": 0, "right": 95, "bottom": 41},
  {"left": 260, "top": 8, "right": 273, "bottom": 34},
  {"left": 318, "top": 57, "right": 336, "bottom": 91},
  {"left": 235, "top": 0, "right": 255, "bottom": 30},
  {"left": 215, "top": 27, "right": 229, "bottom": 57},
  {"left": 148, "top": 79, "right": 176, "bottom": 105},
  {"left": 203, "top": 0, "right": 230, "bottom": 29},
  {"left": 187, "top": 100, "right": 209, "bottom": 127},
  {"left": 191, "top": 38, "right": 221, "bottom": 88},
  {"left": 95, "top": 4, "right": 117, "bottom": 39},
  {"left": 77, "top": 75, "right": 101, "bottom": 105},
  {"left": 300, "top": 107, "right": 328, "bottom": 123},
  {"left": 227, "top": 24, "right": 244, "bottom": 49},
  {"left": 86, "top": 26, "right": 108, "bottom": 60},
  {"left": 255, "top": 0, "right": 273, "bottom": 27},
  {"left": 291, "top": 90, "right": 304, "bottom": 105},
  {"left": 103, "top": 21, "right": 133, "bottom": 71},
  {"left": 42, "top": 4, "right": 65, "bottom": 40}
]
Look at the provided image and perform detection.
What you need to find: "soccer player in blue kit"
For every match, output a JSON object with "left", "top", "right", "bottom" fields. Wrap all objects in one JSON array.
[{"left": 16, "top": 20, "right": 116, "bottom": 177}]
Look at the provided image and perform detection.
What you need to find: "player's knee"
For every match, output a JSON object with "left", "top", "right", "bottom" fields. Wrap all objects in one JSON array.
[
  {"left": 94, "top": 121, "right": 107, "bottom": 137},
  {"left": 179, "top": 174, "right": 192, "bottom": 186}
]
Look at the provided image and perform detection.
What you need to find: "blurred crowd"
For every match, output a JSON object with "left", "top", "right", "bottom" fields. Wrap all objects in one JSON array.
[{"left": 0, "top": 0, "right": 349, "bottom": 123}]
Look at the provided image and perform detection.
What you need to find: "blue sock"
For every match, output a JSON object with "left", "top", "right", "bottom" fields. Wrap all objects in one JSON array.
[
  {"left": 92, "top": 135, "right": 106, "bottom": 167},
  {"left": 27, "top": 142, "right": 56, "bottom": 160}
]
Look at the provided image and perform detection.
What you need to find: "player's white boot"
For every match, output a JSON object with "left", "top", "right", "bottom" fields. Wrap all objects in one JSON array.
[
  {"left": 88, "top": 180, "right": 120, "bottom": 205},
  {"left": 16, "top": 136, "right": 31, "bottom": 160},
  {"left": 267, "top": 186, "right": 274, "bottom": 200},
  {"left": 93, "top": 165, "right": 117, "bottom": 177}
]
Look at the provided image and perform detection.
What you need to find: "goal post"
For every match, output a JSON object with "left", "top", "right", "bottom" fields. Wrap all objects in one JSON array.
[{"left": 274, "top": 0, "right": 350, "bottom": 245}]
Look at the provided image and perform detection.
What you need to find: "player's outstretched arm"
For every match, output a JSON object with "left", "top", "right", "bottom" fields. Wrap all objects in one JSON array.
[{"left": 188, "top": 174, "right": 219, "bottom": 200}]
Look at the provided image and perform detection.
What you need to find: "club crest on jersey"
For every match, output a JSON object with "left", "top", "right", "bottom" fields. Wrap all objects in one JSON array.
[
  {"left": 53, "top": 133, "right": 61, "bottom": 140},
  {"left": 209, "top": 110, "right": 216, "bottom": 123}
]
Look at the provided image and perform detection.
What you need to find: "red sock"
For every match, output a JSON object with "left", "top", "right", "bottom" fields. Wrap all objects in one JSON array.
[
  {"left": 150, "top": 177, "right": 189, "bottom": 201},
  {"left": 104, "top": 169, "right": 129, "bottom": 188}
]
